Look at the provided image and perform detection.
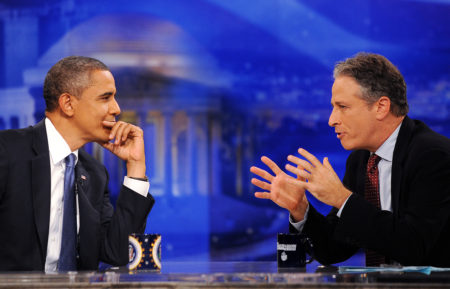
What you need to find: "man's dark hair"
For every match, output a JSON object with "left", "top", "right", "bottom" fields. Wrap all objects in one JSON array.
[
  {"left": 43, "top": 56, "right": 109, "bottom": 111},
  {"left": 333, "top": 52, "right": 408, "bottom": 116}
]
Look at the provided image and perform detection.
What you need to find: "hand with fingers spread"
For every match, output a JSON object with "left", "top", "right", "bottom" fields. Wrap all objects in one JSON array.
[
  {"left": 250, "top": 156, "right": 309, "bottom": 222},
  {"left": 99, "top": 120, "right": 146, "bottom": 178},
  {"left": 286, "top": 148, "right": 351, "bottom": 209}
]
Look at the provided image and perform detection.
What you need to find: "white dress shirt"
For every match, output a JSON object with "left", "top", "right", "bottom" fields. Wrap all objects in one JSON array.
[
  {"left": 290, "top": 123, "right": 402, "bottom": 231},
  {"left": 44, "top": 118, "right": 150, "bottom": 272}
]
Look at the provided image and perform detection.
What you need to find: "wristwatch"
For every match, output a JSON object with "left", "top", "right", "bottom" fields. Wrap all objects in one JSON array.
[{"left": 128, "top": 176, "right": 149, "bottom": 182}]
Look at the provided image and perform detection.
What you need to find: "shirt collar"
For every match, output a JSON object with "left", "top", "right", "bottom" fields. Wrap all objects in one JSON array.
[
  {"left": 375, "top": 122, "right": 402, "bottom": 162},
  {"left": 45, "top": 118, "right": 78, "bottom": 165}
]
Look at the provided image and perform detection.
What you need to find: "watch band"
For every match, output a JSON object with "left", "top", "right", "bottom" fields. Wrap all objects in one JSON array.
[{"left": 128, "top": 176, "right": 149, "bottom": 182}]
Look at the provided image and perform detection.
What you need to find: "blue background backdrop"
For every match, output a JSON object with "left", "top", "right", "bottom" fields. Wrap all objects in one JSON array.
[{"left": 0, "top": 0, "right": 449, "bottom": 267}]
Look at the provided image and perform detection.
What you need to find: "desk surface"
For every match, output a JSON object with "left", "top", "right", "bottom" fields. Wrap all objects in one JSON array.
[{"left": 1, "top": 262, "right": 450, "bottom": 288}]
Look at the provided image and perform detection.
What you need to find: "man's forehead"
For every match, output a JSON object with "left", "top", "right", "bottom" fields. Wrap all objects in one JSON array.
[
  {"left": 86, "top": 71, "right": 115, "bottom": 88},
  {"left": 88, "top": 69, "right": 114, "bottom": 81},
  {"left": 331, "top": 91, "right": 363, "bottom": 102},
  {"left": 331, "top": 77, "right": 363, "bottom": 101}
]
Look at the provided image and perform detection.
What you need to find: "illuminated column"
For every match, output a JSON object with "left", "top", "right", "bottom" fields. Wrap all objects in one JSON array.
[
  {"left": 197, "top": 113, "right": 209, "bottom": 196},
  {"left": 92, "top": 142, "right": 104, "bottom": 164},
  {"left": 210, "top": 115, "right": 222, "bottom": 196},
  {"left": 186, "top": 112, "right": 198, "bottom": 195},
  {"left": 137, "top": 111, "right": 146, "bottom": 128},
  {"left": 163, "top": 111, "right": 173, "bottom": 196},
  {"left": 0, "top": 87, "right": 35, "bottom": 129},
  {"left": 138, "top": 110, "right": 152, "bottom": 180}
]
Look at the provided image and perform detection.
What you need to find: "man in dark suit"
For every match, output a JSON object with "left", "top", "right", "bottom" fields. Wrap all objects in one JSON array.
[
  {"left": 250, "top": 53, "right": 450, "bottom": 266},
  {"left": 0, "top": 56, "right": 154, "bottom": 271}
]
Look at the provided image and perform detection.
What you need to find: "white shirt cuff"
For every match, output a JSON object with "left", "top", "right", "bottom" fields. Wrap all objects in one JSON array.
[
  {"left": 336, "top": 194, "right": 352, "bottom": 217},
  {"left": 289, "top": 204, "right": 309, "bottom": 233},
  {"left": 123, "top": 176, "right": 150, "bottom": 197}
]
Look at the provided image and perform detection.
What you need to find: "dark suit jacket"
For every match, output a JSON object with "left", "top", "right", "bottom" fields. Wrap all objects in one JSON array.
[
  {"left": 292, "top": 116, "right": 450, "bottom": 266},
  {"left": 0, "top": 120, "right": 155, "bottom": 271}
]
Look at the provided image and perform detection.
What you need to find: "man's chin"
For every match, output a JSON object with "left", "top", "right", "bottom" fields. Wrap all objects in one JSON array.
[
  {"left": 99, "top": 138, "right": 110, "bottom": 144},
  {"left": 340, "top": 140, "right": 354, "bottom": 151},
  {"left": 94, "top": 133, "right": 111, "bottom": 144},
  {"left": 341, "top": 140, "right": 367, "bottom": 151},
  {"left": 99, "top": 128, "right": 112, "bottom": 142}
]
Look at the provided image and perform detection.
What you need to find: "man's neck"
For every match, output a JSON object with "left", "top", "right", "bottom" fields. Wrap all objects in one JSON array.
[
  {"left": 370, "top": 115, "right": 405, "bottom": 153},
  {"left": 45, "top": 111, "right": 86, "bottom": 151}
]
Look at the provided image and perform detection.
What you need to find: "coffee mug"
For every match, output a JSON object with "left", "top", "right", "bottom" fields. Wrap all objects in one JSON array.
[
  {"left": 128, "top": 233, "right": 161, "bottom": 270},
  {"left": 277, "top": 233, "right": 313, "bottom": 268}
]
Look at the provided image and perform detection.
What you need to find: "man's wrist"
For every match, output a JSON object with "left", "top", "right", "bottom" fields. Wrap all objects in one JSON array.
[
  {"left": 289, "top": 204, "right": 310, "bottom": 232},
  {"left": 290, "top": 199, "right": 309, "bottom": 222},
  {"left": 336, "top": 187, "right": 352, "bottom": 209},
  {"left": 128, "top": 176, "right": 149, "bottom": 182},
  {"left": 126, "top": 161, "right": 146, "bottom": 178},
  {"left": 290, "top": 207, "right": 307, "bottom": 223}
]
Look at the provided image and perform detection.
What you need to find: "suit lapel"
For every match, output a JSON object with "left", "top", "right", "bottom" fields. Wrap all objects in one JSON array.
[
  {"left": 75, "top": 155, "right": 98, "bottom": 226},
  {"left": 75, "top": 154, "right": 102, "bottom": 267},
  {"left": 31, "top": 120, "right": 51, "bottom": 257},
  {"left": 356, "top": 151, "right": 370, "bottom": 197},
  {"left": 391, "top": 116, "right": 414, "bottom": 218},
  {"left": 75, "top": 158, "right": 90, "bottom": 200}
]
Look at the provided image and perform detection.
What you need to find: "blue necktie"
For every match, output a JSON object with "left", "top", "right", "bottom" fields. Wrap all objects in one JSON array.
[{"left": 58, "top": 153, "right": 77, "bottom": 271}]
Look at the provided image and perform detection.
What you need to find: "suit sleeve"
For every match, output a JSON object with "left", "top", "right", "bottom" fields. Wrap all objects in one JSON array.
[
  {"left": 298, "top": 176, "right": 359, "bottom": 263},
  {"left": 98, "top": 168, "right": 155, "bottom": 266},
  {"left": 290, "top": 151, "right": 361, "bottom": 265}
]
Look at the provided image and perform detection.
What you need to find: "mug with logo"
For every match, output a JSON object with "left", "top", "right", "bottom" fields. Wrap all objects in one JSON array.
[
  {"left": 277, "top": 233, "right": 313, "bottom": 269},
  {"left": 128, "top": 233, "right": 161, "bottom": 270}
]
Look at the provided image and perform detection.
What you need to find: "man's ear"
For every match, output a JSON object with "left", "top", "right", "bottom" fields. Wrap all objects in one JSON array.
[
  {"left": 375, "top": 96, "right": 391, "bottom": 120},
  {"left": 58, "top": 93, "right": 75, "bottom": 116}
]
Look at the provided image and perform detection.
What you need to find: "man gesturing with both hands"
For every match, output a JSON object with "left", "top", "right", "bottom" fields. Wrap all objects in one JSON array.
[{"left": 251, "top": 53, "right": 450, "bottom": 267}]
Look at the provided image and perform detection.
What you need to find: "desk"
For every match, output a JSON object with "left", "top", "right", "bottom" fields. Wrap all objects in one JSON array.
[{"left": 1, "top": 262, "right": 450, "bottom": 288}]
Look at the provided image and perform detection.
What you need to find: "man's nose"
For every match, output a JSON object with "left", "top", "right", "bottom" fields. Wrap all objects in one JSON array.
[
  {"left": 328, "top": 108, "right": 338, "bottom": 127},
  {"left": 110, "top": 98, "right": 121, "bottom": 116}
]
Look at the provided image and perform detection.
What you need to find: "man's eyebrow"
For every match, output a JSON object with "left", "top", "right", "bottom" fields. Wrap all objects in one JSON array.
[
  {"left": 98, "top": 91, "right": 114, "bottom": 97},
  {"left": 331, "top": 100, "right": 347, "bottom": 106}
]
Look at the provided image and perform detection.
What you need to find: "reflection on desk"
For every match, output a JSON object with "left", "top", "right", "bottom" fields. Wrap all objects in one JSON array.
[{"left": 0, "top": 262, "right": 450, "bottom": 288}]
